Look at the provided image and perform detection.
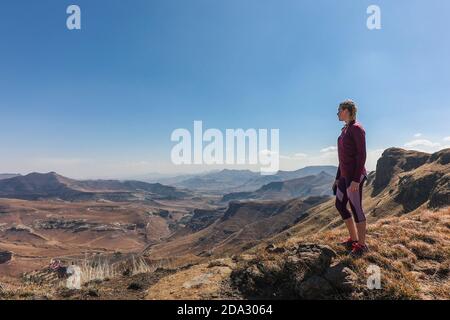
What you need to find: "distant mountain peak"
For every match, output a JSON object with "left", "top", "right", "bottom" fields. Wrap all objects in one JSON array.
[{"left": 0, "top": 172, "right": 187, "bottom": 201}]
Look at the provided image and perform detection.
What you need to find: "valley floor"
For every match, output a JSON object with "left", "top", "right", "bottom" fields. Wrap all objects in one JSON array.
[{"left": 1, "top": 206, "right": 448, "bottom": 300}]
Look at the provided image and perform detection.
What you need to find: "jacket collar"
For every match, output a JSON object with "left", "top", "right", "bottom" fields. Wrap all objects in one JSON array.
[{"left": 341, "top": 119, "right": 355, "bottom": 131}]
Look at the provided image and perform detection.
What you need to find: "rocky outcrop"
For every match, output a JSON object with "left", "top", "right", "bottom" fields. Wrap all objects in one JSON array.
[
  {"left": 395, "top": 172, "right": 444, "bottom": 212},
  {"left": 230, "top": 244, "right": 357, "bottom": 299},
  {"left": 372, "top": 148, "right": 430, "bottom": 196},
  {"left": 429, "top": 149, "right": 450, "bottom": 165},
  {"left": 0, "top": 251, "right": 13, "bottom": 264},
  {"left": 185, "top": 208, "right": 223, "bottom": 232},
  {"left": 371, "top": 148, "right": 450, "bottom": 211},
  {"left": 429, "top": 174, "right": 450, "bottom": 208},
  {"left": 33, "top": 219, "right": 138, "bottom": 233}
]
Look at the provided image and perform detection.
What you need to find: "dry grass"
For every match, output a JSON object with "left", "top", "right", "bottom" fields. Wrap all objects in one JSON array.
[
  {"left": 74, "top": 254, "right": 158, "bottom": 284},
  {"left": 282, "top": 206, "right": 450, "bottom": 299},
  {"left": 78, "top": 258, "right": 118, "bottom": 284},
  {"left": 0, "top": 281, "right": 52, "bottom": 300},
  {"left": 0, "top": 253, "right": 160, "bottom": 299}
]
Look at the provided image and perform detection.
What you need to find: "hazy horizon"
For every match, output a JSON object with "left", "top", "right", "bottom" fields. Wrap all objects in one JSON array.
[
  {"left": 3, "top": 144, "right": 450, "bottom": 181},
  {"left": 1, "top": 1, "right": 449, "bottom": 179}
]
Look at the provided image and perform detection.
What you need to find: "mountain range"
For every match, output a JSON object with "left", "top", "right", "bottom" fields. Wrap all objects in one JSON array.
[
  {"left": 162, "top": 165, "right": 338, "bottom": 194},
  {"left": 0, "top": 172, "right": 187, "bottom": 201},
  {"left": 221, "top": 171, "right": 335, "bottom": 202}
]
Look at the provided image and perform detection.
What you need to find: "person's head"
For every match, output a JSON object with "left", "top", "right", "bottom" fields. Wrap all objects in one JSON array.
[{"left": 337, "top": 99, "right": 358, "bottom": 122}]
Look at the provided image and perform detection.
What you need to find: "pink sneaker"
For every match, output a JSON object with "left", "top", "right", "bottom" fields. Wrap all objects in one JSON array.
[
  {"left": 339, "top": 237, "right": 358, "bottom": 251},
  {"left": 350, "top": 243, "right": 369, "bottom": 257}
]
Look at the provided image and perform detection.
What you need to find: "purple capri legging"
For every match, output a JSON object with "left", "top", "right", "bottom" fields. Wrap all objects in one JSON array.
[{"left": 335, "top": 174, "right": 367, "bottom": 223}]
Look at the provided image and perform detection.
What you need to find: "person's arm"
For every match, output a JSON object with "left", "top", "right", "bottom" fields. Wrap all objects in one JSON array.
[
  {"left": 335, "top": 165, "right": 341, "bottom": 180},
  {"left": 351, "top": 126, "right": 367, "bottom": 183}
]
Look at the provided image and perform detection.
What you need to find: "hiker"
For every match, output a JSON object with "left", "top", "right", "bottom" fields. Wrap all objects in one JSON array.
[{"left": 332, "top": 100, "right": 368, "bottom": 257}]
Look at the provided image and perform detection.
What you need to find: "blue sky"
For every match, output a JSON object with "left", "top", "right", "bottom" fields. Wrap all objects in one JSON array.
[{"left": 1, "top": 0, "right": 449, "bottom": 178}]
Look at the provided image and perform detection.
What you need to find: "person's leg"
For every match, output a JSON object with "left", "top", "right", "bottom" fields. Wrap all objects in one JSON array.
[
  {"left": 344, "top": 218, "right": 358, "bottom": 242},
  {"left": 335, "top": 178, "right": 357, "bottom": 241},
  {"left": 355, "top": 221, "right": 366, "bottom": 245},
  {"left": 347, "top": 175, "right": 367, "bottom": 246}
]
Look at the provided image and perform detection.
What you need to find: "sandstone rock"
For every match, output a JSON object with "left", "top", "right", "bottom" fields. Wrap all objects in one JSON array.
[
  {"left": 207, "top": 258, "right": 236, "bottom": 269},
  {"left": 265, "top": 244, "right": 286, "bottom": 254},
  {"left": 429, "top": 174, "right": 450, "bottom": 208},
  {"left": 395, "top": 172, "right": 444, "bottom": 212},
  {"left": 0, "top": 251, "right": 12, "bottom": 264},
  {"left": 372, "top": 148, "right": 429, "bottom": 196},
  {"left": 295, "top": 275, "right": 334, "bottom": 299},
  {"left": 182, "top": 272, "right": 214, "bottom": 289},
  {"left": 429, "top": 148, "right": 450, "bottom": 165},
  {"left": 323, "top": 262, "right": 358, "bottom": 292},
  {"left": 230, "top": 243, "right": 348, "bottom": 299}
]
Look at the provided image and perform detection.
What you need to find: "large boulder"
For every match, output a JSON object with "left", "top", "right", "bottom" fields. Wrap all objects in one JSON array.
[{"left": 230, "top": 243, "right": 357, "bottom": 299}]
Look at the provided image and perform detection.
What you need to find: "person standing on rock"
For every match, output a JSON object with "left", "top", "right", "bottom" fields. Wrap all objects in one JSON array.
[{"left": 332, "top": 100, "right": 368, "bottom": 257}]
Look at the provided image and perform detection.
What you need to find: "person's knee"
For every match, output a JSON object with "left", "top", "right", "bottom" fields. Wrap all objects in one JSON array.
[
  {"left": 354, "top": 214, "right": 366, "bottom": 223},
  {"left": 340, "top": 211, "right": 352, "bottom": 220},
  {"left": 336, "top": 201, "right": 351, "bottom": 220}
]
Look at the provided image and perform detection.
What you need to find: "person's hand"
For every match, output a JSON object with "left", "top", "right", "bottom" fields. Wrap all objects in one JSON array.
[{"left": 348, "top": 181, "right": 359, "bottom": 192}]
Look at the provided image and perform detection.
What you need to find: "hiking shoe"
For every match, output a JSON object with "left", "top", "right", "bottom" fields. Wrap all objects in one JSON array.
[
  {"left": 339, "top": 237, "right": 358, "bottom": 251},
  {"left": 350, "top": 243, "right": 369, "bottom": 258}
]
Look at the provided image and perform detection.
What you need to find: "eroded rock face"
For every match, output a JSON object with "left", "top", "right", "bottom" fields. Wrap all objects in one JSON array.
[
  {"left": 395, "top": 172, "right": 444, "bottom": 212},
  {"left": 429, "top": 175, "right": 450, "bottom": 208},
  {"left": 0, "top": 251, "right": 12, "bottom": 264},
  {"left": 429, "top": 149, "right": 450, "bottom": 166},
  {"left": 186, "top": 208, "right": 223, "bottom": 232},
  {"left": 33, "top": 219, "right": 138, "bottom": 233},
  {"left": 371, "top": 148, "right": 450, "bottom": 210},
  {"left": 230, "top": 244, "right": 357, "bottom": 299},
  {"left": 372, "top": 148, "right": 429, "bottom": 196}
]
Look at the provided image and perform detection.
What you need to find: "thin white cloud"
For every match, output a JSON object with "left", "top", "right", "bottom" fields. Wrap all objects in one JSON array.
[
  {"left": 404, "top": 139, "right": 441, "bottom": 148},
  {"left": 443, "top": 136, "right": 450, "bottom": 142},
  {"left": 403, "top": 138, "right": 450, "bottom": 153},
  {"left": 414, "top": 133, "right": 422, "bottom": 138},
  {"left": 320, "top": 146, "right": 337, "bottom": 153},
  {"left": 293, "top": 152, "right": 308, "bottom": 158}
]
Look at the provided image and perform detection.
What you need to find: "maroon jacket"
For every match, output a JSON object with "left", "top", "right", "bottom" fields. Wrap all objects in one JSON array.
[{"left": 336, "top": 120, "right": 367, "bottom": 183}]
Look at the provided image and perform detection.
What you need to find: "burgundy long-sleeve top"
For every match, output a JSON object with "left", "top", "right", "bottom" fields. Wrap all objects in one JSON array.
[{"left": 335, "top": 120, "right": 367, "bottom": 183}]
